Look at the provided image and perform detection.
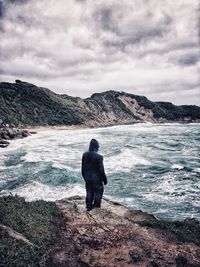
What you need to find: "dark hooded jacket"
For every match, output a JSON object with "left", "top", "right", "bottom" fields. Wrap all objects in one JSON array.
[{"left": 81, "top": 139, "right": 107, "bottom": 184}]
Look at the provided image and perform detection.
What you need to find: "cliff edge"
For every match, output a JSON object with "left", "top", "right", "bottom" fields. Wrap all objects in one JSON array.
[
  {"left": 54, "top": 196, "right": 200, "bottom": 267},
  {"left": 1, "top": 195, "right": 200, "bottom": 267}
]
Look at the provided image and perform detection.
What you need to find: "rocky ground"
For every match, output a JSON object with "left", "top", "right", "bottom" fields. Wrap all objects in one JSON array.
[
  {"left": 54, "top": 196, "right": 200, "bottom": 267},
  {"left": 0, "top": 126, "right": 30, "bottom": 148},
  {"left": 1, "top": 195, "right": 200, "bottom": 267}
]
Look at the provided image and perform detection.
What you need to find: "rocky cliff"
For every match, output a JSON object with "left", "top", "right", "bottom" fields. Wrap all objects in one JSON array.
[
  {"left": 0, "top": 80, "right": 200, "bottom": 127},
  {"left": 1, "top": 195, "right": 200, "bottom": 267},
  {"left": 0, "top": 127, "right": 30, "bottom": 147},
  {"left": 55, "top": 196, "right": 200, "bottom": 267}
]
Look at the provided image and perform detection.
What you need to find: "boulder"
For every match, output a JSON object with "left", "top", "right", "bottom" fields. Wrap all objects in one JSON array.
[
  {"left": 0, "top": 139, "right": 10, "bottom": 148},
  {"left": 0, "top": 127, "right": 30, "bottom": 147}
]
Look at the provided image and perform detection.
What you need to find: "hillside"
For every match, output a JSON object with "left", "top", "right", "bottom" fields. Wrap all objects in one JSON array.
[{"left": 0, "top": 80, "right": 199, "bottom": 127}]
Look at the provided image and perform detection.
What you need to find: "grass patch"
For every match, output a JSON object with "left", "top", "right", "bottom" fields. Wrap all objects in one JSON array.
[
  {"left": 0, "top": 228, "right": 47, "bottom": 267},
  {"left": 139, "top": 217, "right": 200, "bottom": 246},
  {"left": 0, "top": 195, "right": 62, "bottom": 266}
]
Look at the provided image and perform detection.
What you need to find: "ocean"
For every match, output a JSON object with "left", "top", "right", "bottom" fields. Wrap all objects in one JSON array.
[{"left": 0, "top": 123, "right": 199, "bottom": 221}]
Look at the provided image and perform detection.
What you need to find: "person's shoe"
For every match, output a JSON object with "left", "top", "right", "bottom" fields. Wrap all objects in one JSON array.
[
  {"left": 93, "top": 205, "right": 101, "bottom": 208},
  {"left": 86, "top": 207, "right": 93, "bottom": 211}
]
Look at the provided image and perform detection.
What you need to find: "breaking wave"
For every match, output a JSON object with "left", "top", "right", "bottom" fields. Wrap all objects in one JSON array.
[{"left": 0, "top": 123, "right": 200, "bottom": 221}]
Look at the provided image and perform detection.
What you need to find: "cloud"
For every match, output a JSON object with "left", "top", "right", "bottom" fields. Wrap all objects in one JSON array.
[
  {"left": 0, "top": 0, "right": 199, "bottom": 105},
  {"left": 94, "top": 4, "right": 172, "bottom": 50},
  {"left": 176, "top": 52, "right": 200, "bottom": 66}
]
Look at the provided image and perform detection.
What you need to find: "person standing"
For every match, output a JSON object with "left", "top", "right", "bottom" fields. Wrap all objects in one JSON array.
[{"left": 81, "top": 139, "right": 107, "bottom": 211}]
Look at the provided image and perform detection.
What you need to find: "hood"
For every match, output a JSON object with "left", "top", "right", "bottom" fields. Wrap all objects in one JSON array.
[{"left": 89, "top": 139, "right": 99, "bottom": 152}]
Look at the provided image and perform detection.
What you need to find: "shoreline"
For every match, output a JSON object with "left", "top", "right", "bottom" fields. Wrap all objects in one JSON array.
[
  {"left": 25, "top": 124, "right": 86, "bottom": 133},
  {"left": 24, "top": 121, "right": 200, "bottom": 133},
  {"left": 1, "top": 121, "right": 199, "bottom": 147}
]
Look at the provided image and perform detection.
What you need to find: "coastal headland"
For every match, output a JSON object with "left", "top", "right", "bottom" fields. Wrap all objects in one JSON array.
[
  {"left": 1, "top": 79, "right": 200, "bottom": 147},
  {"left": 1, "top": 80, "right": 200, "bottom": 130}
]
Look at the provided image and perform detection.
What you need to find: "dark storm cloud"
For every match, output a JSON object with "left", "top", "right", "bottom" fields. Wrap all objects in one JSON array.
[
  {"left": 93, "top": 4, "right": 172, "bottom": 50},
  {"left": 93, "top": 7, "right": 114, "bottom": 32},
  {"left": 139, "top": 41, "right": 199, "bottom": 58},
  {"left": 0, "top": 0, "right": 199, "bottom": 105},
  {"left": 103, "top": 26, "right": 164, "bottom": 50},
  {"left": 177, "top": 53, "right": 200, "bottom": 66},
  {"left": 0, "top": 0, "right": 28, "bottom": 15},
  {"left": 0, "top": 1, "right": 4, "bottom": 18},
  {"left": 5, "top": 0, "right": 29, "bottom": 4}
]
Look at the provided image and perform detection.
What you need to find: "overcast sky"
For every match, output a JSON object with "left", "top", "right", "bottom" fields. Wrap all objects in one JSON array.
[{"left": 0, "top": 0, "right": 199, "bottom": 105}]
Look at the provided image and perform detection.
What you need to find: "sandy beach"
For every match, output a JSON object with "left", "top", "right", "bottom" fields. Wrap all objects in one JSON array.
[{"left": 24, "top": 124, "right": 87, "bottom": 133}]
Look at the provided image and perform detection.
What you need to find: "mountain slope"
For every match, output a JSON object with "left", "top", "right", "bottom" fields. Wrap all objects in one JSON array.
[
  {"left": 0, "top": 80, "right": 199, "bottom": 127},
  {"left": 0, "top": 81, "right": 82, "bottom": 127}
]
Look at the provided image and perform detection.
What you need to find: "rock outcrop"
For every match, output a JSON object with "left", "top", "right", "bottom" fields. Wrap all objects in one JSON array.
[
  {"left": 0, "top": 125, "right": 30, "bottom": 147},
  {"left": 0, "top": 80, "right": 199, "bottom": 127},
  {"left": 52, "top": 196, "right": 200, "bottom": 267},
  {"left": 1, "top": 195, "right": 200, "bottom": 266}
]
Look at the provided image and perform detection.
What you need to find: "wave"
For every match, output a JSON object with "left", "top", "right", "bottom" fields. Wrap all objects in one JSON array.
[
  {"left": 0, "top": 181, "right": 85, "bottom": 201},
  {"left": 171, "top": 164, "right": 193, "bottom": 172},
  {"left": 194, "top": 168, "right": 200, "bottom": 173},
  {"left": 51, "top": 162, "right": 80, "bottom": 172},
  {"left": 0, "top": 160, "right": 81, "bottom": 191},
  {"left": 105, "top": 147, "right": 151, "bottom": 173},
  {"left": 0, "top": 123, "right": 199, "bottom": 221},
  {"left": 4, "top": 150, "right": 26, "bottom": 166},
  {"left": 171, "top": 164, "right": 184, "bottom": 170}
]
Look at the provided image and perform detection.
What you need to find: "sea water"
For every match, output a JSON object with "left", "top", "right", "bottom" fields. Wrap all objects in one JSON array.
[{"left": 0, "top": 123, "right": 199, "bottom": 221}]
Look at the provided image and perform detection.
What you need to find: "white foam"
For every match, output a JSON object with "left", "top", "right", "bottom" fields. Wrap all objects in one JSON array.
[
  {"left": 0, "top": 165, "right": 20, "bottom": 170},
  {"left": 1, "top": 123, "right": 199, "bottom": 221},
  {"left": 14, "top": 128, "right": 151, "bottom": 174},
  {"left": 197, "top": 181, "right": 200, "bottom": 189},
  {"left": 144, "top": 171, "right": 200, "bottom": 206},
  {"left": 52, "top": 162, "right": 72, "bottom": 170},
  {"left": 105, "top": 148, "right": 151, "bottom": 173},
  {"left": 194, "top": 168, "right": 200, "bottom": 173},
  {"left": 0, "top": 181, "right": 85, "bottom": 201},
  {"left": 171, "top": 164, "right": 184, "bottom": 170},
  {"left": 144, "top": 193, "right": 186, "bottom": 204},
  {"left": 193, "top": 200, "right": 200, "bottom": 207}
]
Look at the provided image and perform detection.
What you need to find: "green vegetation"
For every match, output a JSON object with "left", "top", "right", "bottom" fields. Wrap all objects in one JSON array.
[
  {"left": 0, "top": 228, "right": 47, "bottom": 267},
  {"left": 0, "top": 195, "right": 62, "bottom": 266},
  {"left": 0, "top": 81, "right": 200, "bottom": 127},
  {"left": 139, "top": 217, "right": 200, "bottom": 246},
  {"left": 0, "top": 81, "right": 82, "bottom": 127}
]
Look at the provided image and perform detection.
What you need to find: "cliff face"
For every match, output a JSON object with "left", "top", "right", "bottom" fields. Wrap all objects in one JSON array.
[{"left": 0, "top": 80, "right": 199, "bottom": 127}]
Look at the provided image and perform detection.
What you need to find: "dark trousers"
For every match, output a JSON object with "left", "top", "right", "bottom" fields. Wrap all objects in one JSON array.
[{"left": 85, "top": 181, "right": 104, "bottom": 210}]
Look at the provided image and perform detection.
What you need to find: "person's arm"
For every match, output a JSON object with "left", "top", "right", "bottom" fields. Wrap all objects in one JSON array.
[
  {"left": 81, "top": 154, "right": 85, "bottom": 179},
  {"left": 99, "top": 156, "right": 107, "bottom": 185}
]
